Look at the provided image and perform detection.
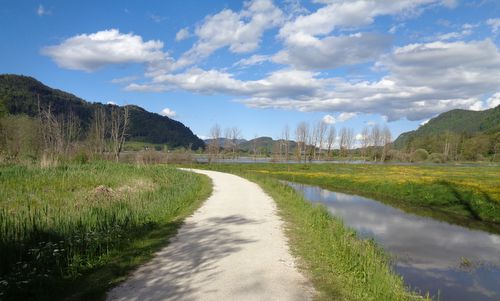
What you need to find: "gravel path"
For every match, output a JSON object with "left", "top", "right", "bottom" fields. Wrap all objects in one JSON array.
[{"left": 107, "top": 169, "right": 314, "bottom": 301}]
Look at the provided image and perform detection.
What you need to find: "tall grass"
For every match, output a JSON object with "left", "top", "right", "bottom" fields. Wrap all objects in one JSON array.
[{"left": 0, "top": 162, "right": 211, "bottom": 300}]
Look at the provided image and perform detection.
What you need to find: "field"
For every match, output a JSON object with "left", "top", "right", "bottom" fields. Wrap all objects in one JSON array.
[
  {"left": 0, "top": 162, "right": 211, "bottom": 300},
  {"left": 203, "top": 163, "right": 500, "bottom": 234}
]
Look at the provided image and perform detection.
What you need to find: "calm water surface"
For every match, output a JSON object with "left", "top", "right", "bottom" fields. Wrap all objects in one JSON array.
[{"left": 287, "top": 182, "right": 500, "bottom": 301}]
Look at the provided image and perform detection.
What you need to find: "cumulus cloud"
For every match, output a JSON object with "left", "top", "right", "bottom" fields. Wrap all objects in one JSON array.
[
  {"left": 322, "top": 114, "right": 335, "bottom": 124},
  {"left": 338, "top": 112, "right": 357, "bottom": 122},
  {"left": 175, "top": 27, "right": 191, "bottom": 41},
  {"left": 42, "top": 29, "right": 168, "bottom": 72},
  {"left": 147, "top": 39, "right": 500, "bottom": 121},
  {"left": 160, "top": 107, "right": 177, "bottom": 118},
  {"left": 487, "top": 92, "right": 500, "bottom": 108},
  {"left": 486, "top": 18, "right": 500, "bottom": 34},
  {"left": 272, "top": 0, "right": 455, "bottom": 70},
  {"left": 273, "top": 32, "right": 391, "bottom": 70},
  {"left": 176, "top": 0, "right": 283, "bottom": 68}
]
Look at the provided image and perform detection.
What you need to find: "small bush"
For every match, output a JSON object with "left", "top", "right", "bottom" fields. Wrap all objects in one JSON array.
[
  {"left": 428, "top": 153, "right": 444, "bottom": 163},
  {"left": 411, "top": 148, "right": 429, "bottom": 162}
]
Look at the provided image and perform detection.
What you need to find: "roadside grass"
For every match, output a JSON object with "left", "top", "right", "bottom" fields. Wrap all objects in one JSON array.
[
  {"left": 196, "top": 164, "right": 429, "bottom": 301},
  {"left": 0, "top": 162, "right": 212, "bottom": 300},
  {"left": 205, "top": 163, "right": 500, "bottom": 234}
]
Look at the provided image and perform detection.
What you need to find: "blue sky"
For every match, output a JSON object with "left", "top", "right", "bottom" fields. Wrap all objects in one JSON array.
[{"left": 1, "top": 0, "right": 499, "bottom": 141}]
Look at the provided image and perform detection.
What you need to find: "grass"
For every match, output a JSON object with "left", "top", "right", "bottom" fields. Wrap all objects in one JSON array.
[
  {"left": 195, "top": 164, "right": 430, "bottom": 301},
  {"left": 0, "top": 162, "right": 212, "bottom": 300},
  {"left": 204, "top": 163, "right": 500, "bottom": 234}
]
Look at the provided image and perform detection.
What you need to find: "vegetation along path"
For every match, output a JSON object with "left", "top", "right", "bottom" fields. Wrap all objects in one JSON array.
[{"left": 107, "top": 169, "right": 315, "bottom": 301}]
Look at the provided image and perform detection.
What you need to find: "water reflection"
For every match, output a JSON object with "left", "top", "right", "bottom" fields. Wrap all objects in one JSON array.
[{"left": 287, "top": 182, "right": 500, "bottom": 301}]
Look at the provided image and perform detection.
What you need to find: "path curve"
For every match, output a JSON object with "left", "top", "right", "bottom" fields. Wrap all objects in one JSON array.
[{"left": 107, "top": 169, "right": 314, "bottom": 301}]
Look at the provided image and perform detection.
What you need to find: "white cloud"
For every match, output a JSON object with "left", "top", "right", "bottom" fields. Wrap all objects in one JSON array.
[
  {"left": 160, "top": 107, "right": 177, "bottom": 118},
  {"left": 176, "top": 0, "right": 283, "bottom": 68},
  {"left": 147, "top": 39, "right": 500, "bottom": 121},
  {"left": 420, "top": 119, "right": 430, "bottom": 126},
  {"left": 322, "top": 114, "right": 335, "bottom": 124},
  {"left": 111, "top": 76, "right": 139, "bottom": 84},
  {"left": 37, "top": 4, "right": 50, "bottom": 16},
  {"left": 435, "top": 29, "right": 471, "bottom": 41},
  {"left": 273, "top": 32, "right": 391, "bottom": 70},
  {"left": 175, "top": 27, "right": 191, "bottom": 41},
  {"left": 234, "top": 54, "right": 271, "bottom": 67},
  {"left": 338, "top": 112, "right": 357, "bottom": 122},
  {"left": 107, "top": 101, "right": 117, "bottom": 105},
  {"left": 486, "top": 18, "right": 500, "bottom": 34},
  {"left": 42, "top": 29, "right": 169, "bottom": 72},
  {"left": 273, "top": 0, "right": 455, "bottom": 70},
  {"left": 487, "top": 92, "right": 500, "bottom": 108},
  {"left": 125, "top": 83, "right": 168, "bottom": 92}
]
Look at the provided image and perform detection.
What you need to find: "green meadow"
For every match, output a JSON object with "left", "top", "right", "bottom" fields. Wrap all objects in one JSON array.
[{"left": 0, "top": 162, "right": 211, "bottom": 300}]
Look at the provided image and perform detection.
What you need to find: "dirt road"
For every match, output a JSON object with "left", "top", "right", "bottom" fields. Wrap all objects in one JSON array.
[{"left": 107, "top": 169, "right": 314, "bottom": 301}]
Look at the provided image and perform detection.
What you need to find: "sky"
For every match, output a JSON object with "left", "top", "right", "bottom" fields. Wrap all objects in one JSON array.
[{"left": 1, "top": 0, "right": 500, "bottom": 141}]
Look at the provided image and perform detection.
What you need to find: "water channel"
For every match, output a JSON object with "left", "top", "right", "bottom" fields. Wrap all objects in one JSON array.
[{"left": 286, "top": 182, "right": 500, "bottom": 301}]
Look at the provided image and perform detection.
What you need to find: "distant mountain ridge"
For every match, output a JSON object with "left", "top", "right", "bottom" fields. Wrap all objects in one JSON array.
[
  {"left": 205, "top": 136, "right": 298, "bottom": 153},
  {"left": 394, "top": 105, "right": 500, "bottom": 150},
  {"left": 0, "top": 74, "right": 205, "bottom": 149}
]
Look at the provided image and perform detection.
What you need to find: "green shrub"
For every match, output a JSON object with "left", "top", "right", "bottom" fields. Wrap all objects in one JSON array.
[{"left": 411, "top": 148, "right": 429, "bottom": 162}]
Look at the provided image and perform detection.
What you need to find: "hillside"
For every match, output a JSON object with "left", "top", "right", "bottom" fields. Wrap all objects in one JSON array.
[
  {"left": 0, "top": 74, "right": 204, "bottom": 149},
  {"left": 394, "top": 106, "right": 500, "bottom": 148}
]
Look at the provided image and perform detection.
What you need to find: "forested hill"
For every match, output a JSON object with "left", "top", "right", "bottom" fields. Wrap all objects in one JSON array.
[
  {"left": 393, "top": 105, "right": 500, "bottom": 155},
  {"left": 0, "top": 74, "right": 205, "bottom": 149}
]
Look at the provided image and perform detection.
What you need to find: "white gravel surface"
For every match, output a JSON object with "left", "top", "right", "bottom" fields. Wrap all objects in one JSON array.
[{"left": 107, "top": 169, "right": 314, "bottom": 301}]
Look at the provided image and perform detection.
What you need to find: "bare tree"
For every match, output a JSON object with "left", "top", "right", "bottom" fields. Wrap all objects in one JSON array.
[
  {"left": 339, "top": 127, "right": 347, "bottom": 157},
  {"left": 295, "top": 122, "right": 309, "bottom": 162},
  {"left": 370, "top": 125, "right": 382, "bottom": 161},
  {"left": 316, "top": 121, "right": 327, "bottom": 160},
  {"left": 251, "top": 134, "right": 258, "bottom": 160},
  {"left": 224, "top": 127, "right": 232, "bottom": 158},
  {"left": 381, "top": 125, "right": 392, "bottom": 162},
  {"left": 230, "top": 127, "right": 241, "bottom": 159},
  {"left": 89, "top": 107, "right": 107, "bottom": 157},
  {"left": 326, "top": 125, "right": 336, "bottom": 159},
  {"left": 110, "top": 105, "right": 129, "bottom": 162},
  {"left": 360, "top": 126, "right": 370, "bottom": 160},
  {"left": 283, "top": 125, "right": 290, "bottom": 161},
  {"left": 345, "top": 128, "right": 355, "bottom": 158},
  {"left": 208, "top": 124, "right": 221, "bottom": 162}
]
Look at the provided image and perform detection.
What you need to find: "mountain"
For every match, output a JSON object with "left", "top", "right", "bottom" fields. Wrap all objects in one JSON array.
[
  {"left": 393, "top": 106, "right": 500, "bottom": 155},
  {"left": 394, "top": 106, "right": 500, "bottom": 148},
  {"left": 0, "top": 74, "right": 204, "bottom": 149}
]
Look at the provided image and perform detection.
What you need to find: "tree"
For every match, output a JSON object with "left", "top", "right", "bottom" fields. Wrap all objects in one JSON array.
[
  {"left": 89, "top": 107, "right": 107, "bottom": 157},
  {"left": 295, "top": 122, "right": 309, "bottom": 162},
  {"left": 381, "top": 126, "right": 392, "bottom": 162},
  {"left": 326, "top": 125, "right": 336, "bottom": 159},
  {"left": 370, "top": 125, "right": 382, "bottom": 161},
  {"left": 230, "top": 127, "right": 241, "bottom": 159},
  {"left": 283, "top": 125, "right": 290, "bottom": 161},
  {"left": 316, "top": 121, "right": 327, "bottom": 160},
  {"left": 110, "top": 105, "right": 129, "bottom": 162},
  {"left": 360, "top": 126, "right": 370, "bottom": 160},
  {"left": 208, "top": 124, "right": 221, "bottom": 162}
]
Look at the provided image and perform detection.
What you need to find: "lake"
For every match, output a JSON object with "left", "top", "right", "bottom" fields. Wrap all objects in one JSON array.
[{"left": 286, "top": 182, "right": 500, "bottom": 301}]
